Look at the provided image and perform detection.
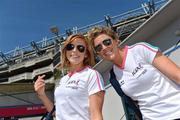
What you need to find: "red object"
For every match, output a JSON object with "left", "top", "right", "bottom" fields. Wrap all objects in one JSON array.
[{"left": 0, "top": 105, "right": 47, "bottom": 117}]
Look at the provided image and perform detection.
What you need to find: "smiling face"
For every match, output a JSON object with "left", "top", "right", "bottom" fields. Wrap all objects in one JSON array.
[
  {"left": 61, "top": 34, "right": 95, "bottom": 70},
  {"left": 66, "top": 38, "right": 87, "bottom": 67},
  {"left": 94, "top": 34, "right": 119, "bottom": 61}
]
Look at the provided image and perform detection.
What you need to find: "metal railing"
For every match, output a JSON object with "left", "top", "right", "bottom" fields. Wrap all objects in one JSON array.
[{"left": 0, "top": 0, "right": 168, "bottom": 66}]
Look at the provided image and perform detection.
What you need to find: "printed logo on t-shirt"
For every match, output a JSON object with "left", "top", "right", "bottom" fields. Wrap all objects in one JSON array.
[
  {"left": 66, "top": 79, "right": 80, "bottom": 89},
  {"left": 119, "top": 80, "right": 125, "bottom": 86},
  {"left": 132, "top": 63, "right": 143, "bottom": 76},
  {"left": 132, "top": 63, "right": 147, "bottom": 78}
]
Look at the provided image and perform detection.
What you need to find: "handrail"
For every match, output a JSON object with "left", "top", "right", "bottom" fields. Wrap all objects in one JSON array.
[{"left": 0, "top": 0, "right": 167, "bottom": 65}]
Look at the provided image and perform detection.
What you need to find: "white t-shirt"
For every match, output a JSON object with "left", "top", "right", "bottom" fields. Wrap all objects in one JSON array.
[
  {"left": 113, "top": 42, "right": 180, "bottom": 120},
  {"left": 54, "top": 66, "right": 104, "bottom": 120}
]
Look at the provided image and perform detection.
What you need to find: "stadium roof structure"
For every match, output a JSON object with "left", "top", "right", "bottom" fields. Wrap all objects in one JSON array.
[
  {"left": 0, "top": 0, "right": 167, "bottom": 67},
  {"left": 122, "top": 0, "right": 180, "bottom": 45}
]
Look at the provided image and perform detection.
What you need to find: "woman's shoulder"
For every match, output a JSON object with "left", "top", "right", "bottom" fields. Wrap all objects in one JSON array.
[
  {"left": 128, "top": 42, "right": 149, "bottom": 49},
  {"left": 128, "top": 42, "right": 158, "bottom": 50},
  {"left": 127, "top": 42, "right": 159, "bottom": 54},
  {"left": 86, "top": 66, "right": 98, "bottom": 71},
  {"left": 85, "top": 66, "right": 101, "bottom": 75}
]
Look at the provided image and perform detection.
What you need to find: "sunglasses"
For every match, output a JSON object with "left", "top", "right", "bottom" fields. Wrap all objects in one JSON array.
[
  {"left": 66, "top": 44, "right": 86, "bottom": 53},
  {"left": 94, "top": 39, "right": 112, "bottom": 52}
]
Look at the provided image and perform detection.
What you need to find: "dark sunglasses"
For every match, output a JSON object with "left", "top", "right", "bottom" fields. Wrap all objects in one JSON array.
[
  {"left": 66, "top": 44, "right": 86, "bottom": 53},
  {"left": 94, "top": 39, "right": 112, "bottom": 52}
]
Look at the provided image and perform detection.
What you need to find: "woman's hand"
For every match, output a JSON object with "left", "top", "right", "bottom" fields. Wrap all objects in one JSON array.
[
  {"left": 34, "top": 74, "right": 54, "bottom": 112},
  {"left": 34, "top": 75, "right": 46, "bottom": 96}
]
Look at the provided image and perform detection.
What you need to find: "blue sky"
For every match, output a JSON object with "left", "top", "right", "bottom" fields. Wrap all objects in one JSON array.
[{"left": 0, "top": 0, "right": 146, "bottom": 53}]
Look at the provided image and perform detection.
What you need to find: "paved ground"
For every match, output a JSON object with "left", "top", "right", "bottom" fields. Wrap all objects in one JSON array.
[
  {"left": 20, "top": 116, "right": 49, "bottom": 120},
  {"left": 19, "top": 117, "right": 41, "bottom": 120}
]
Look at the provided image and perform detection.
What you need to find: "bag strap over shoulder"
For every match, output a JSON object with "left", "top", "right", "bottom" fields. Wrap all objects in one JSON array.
[
  {"left": 109, "top": 69, "right": 142, "bottom": 119},
  {"left": 41, "top": 105, "right": 55, "bottom": 120}
]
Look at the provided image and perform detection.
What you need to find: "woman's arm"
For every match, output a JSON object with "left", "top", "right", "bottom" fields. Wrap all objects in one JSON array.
[
  {"left": 34, "top": 75, "right": 54, "bottom": 112},
  {"left": 153, "top": 52, "right": 180, "bottom": 84},
  {"left": 89, "top": 91, "right": 105, "bottom": 120}
]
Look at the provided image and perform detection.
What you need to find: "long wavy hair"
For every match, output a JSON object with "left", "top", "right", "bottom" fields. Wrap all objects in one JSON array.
[{"left": 60, "top": 33, "right": 95, "bottom": 70}]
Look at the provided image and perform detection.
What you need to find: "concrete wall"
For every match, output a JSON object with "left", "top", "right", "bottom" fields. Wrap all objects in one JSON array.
[
  {"left": 0, "top": 91, "right": 54, "bottom": 107},
  {"left": 103, "top": 85, "right": 126, "bottom": 120},
  {"left": 147, "top": 16, "right": 180, "bottom": 65}
]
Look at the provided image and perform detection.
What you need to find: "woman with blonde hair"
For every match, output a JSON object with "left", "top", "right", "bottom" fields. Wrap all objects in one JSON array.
[{"left": 88, "top": 26, "right": 180, "bottom": 120}]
